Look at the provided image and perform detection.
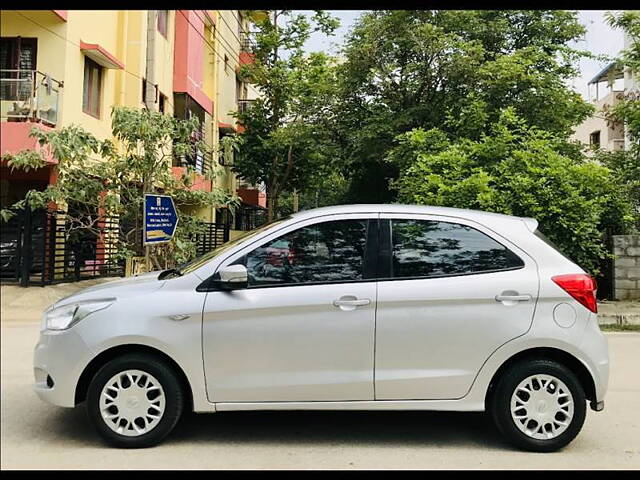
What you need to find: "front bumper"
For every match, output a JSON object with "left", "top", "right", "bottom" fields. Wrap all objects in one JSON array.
[{"left": 33, "top": 327, "right": 94, "bottom": 408}]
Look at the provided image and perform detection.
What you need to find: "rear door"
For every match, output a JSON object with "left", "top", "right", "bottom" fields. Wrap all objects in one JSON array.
[{"left": 374, "top": 214, "right": 539, "bottom": 400}]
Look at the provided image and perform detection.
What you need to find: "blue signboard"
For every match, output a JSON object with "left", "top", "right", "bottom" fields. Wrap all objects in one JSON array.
[{"left": 143, "top": 194, "right": 179, "bottom": 245}]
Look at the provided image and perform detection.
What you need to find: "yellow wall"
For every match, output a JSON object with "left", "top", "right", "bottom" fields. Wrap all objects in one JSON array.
[
  {"left": 2, "top": 9, "right": 256, "bottom": 225},
  {"left": 1, "top": 10, "right": 177, "bottom": 140},
  {"left": 216, "top": 10, "right": 241, "bottom": 128},
  {"left": 0, "top": 11, "right": 68, "bottom": 83}
]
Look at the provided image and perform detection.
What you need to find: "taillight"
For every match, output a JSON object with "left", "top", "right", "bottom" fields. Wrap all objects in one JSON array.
[{"left": 551, "top": 274, "right": 598, "bottom": 313}]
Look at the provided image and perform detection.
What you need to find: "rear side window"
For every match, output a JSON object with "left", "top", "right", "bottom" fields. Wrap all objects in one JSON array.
[
  {"left": 534, "top": 229, "right": 574, "bottom": 263},
  {"left": 390, "top": 219, "right": 524, "bottom": 279}
]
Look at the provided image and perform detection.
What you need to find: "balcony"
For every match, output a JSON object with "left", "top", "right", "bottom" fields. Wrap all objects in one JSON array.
[
  {"left": 237, "top": 98, "right": 255, "bottom": 115},
  {"left": 1, "top": 70, "right": 63, "bottom": 126},
  {"left": 610, "top": 139, "right": 626, "bottom": 151},
  {"left": 240, "top": 31, "right": 254, "bottom": 53},
  {"left": 172, "top": 129, "right": 214, "bottom": 191},
  {"left": 238, "top": 31, "right": 256, "bottom": 69}
]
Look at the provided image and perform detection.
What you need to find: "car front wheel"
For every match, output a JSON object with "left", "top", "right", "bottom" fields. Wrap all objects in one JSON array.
[
  {"left": 490, "top": 359, "right": 586, "bottom": 452},
  {"left": 86, "top": 353, "right": 184, "bottom": 448}
]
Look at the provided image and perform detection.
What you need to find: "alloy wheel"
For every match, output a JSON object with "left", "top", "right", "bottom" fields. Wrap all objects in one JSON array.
[{"left": 510, "top": 374, "right": 574, "bottom": 440}]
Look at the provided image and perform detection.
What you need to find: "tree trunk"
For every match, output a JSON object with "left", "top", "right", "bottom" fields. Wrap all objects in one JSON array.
[{"left": 266, "top": 184, "right": 277, "bottom": 222}]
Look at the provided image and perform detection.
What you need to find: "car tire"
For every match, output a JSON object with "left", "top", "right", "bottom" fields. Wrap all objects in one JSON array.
[
  {"left": 86, "top": 353, "right": 184, "bottom": 448},
  {"left": 490, "top": 359, "right": 586, "bottom": 452}
]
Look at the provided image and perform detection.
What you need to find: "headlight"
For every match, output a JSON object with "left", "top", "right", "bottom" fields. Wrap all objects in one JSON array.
[{"left": 41, "top": 298, "right": 116, "bottom": 331}]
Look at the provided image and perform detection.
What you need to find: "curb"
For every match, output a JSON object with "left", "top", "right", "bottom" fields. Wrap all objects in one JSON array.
[{"left": 597, "top": 314, "right": 640, "bottom": 326}]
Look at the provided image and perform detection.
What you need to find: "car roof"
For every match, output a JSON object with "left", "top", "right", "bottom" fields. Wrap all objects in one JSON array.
[{"left": 289, "top": 204, "right": 537, "bottom": 231}]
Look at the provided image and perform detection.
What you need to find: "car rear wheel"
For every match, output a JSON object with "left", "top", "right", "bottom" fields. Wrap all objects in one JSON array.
[
  {"left": 490, "top": 359, "right": 586, "bottom": 452},
  {"left": 86, "top": 353, "right": 184, "bottom": 448}
]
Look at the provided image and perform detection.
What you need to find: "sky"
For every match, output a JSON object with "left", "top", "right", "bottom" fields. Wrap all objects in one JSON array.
[{"left": 301, "top": 10, "right": 625, "bottom": 101}]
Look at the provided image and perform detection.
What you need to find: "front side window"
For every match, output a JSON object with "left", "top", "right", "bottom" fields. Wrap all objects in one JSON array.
[
  {"left": 82, "top": 57, "right": 102, "bottom": 118},
  {"left": 245, "top": 219, "right": 369, "bottom": 287},
  {"left": 391, "top": 219, "right": 523, "bottom": 279}
]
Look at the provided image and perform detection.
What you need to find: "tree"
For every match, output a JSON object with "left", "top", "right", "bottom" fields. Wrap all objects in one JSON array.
[
  {"left": 2, "top": 107, "right": 238, "bottom": 269},
  {"left": 230, "top": 10, "right": 340, "bottom": 221},
  {"left": 390, "top": 109, "right": 635, "bottom": 274},
  {"left": 598, "top": 11, "right": 640, "bottom": 229},
  {"left": 331, "top": 10, "right": 596, "bottom": 202}
]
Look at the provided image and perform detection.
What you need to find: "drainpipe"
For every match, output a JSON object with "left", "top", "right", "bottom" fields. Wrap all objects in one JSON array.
[
  {"left": 143, "top": 10, "right": 158, "bottom": 270},
  {"left": 145, "top": 10, "right": 157, "bottom": 111},
  {"left": 117, "top": 10, "right": 128, "bottom": 107}
]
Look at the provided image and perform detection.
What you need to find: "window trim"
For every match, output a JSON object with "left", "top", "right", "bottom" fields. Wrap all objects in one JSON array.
[
  {"left": 197, "top": 213, "right": 380, "bottom": 292},
  {"left": 82, "top": 56, "right": 102, "bottom": 119},
  {"left": 381, "top": 217, "right": 526, "bottom": 282}
]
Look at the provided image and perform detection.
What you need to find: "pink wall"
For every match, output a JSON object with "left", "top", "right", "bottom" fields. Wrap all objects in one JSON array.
[
  {"left": 52, "top": 10, "right": 68, "bottom": 21},
  {"left": 171, "top": 167, "right": 212, "bottom": 192},
  {"left": 0, "top": 122, "right": 57, "bottom": 164},
  {"left": 237, "top": 188, "right": 266, "bottom": 208},
  {"left": 173, "top": 10, "right": 213, "bottom": 115}
]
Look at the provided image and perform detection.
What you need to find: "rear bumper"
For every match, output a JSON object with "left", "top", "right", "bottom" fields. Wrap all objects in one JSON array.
[{"left": 579, "top": 313, "right": 610, "bottom": 406}]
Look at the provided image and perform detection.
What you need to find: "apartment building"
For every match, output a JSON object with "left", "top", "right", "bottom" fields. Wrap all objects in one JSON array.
[
  {"left": 212, "top": 10, "right": 266, "bottom": 238},
  {"left": 0, "top": 10, "right": 264, "bottom": 225},
  {"left": 0, "top": 10, "right": 267, "bottom": 284},
  {"left": 571, "top": 62, "right": 626, "bottom": 154},
  {"left": 571, "top": 31, "right": 638, "bottom": 154}
]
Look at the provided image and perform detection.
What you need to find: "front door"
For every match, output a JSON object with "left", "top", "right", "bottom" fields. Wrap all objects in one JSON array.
[
  {"left": 375, "top": 215, "right": 539, "bottom": 400},
  {"left": 202, "top": 214, "right": 378, "bottom": 403}
]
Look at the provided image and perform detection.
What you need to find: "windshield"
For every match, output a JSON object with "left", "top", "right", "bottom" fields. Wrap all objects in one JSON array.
[{"left": 175, "top": 217, "right": 290, "bottom": 276}]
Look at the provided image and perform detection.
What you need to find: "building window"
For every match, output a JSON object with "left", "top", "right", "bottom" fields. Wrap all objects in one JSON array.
[
  {"left": 157, "top": 10, "right": 168, "bottom": 38},
  {"left": 224, "top": 54, "right": 229, "bottom": 74},
  {"left": 589, "top": 131, "right": 601, "bottom": 148},
  {"left": 0, "top": 37, "right": 37, "bottom": 100},
  {"left": 82, "top": 57, "right": 102, "bottom": 118}
]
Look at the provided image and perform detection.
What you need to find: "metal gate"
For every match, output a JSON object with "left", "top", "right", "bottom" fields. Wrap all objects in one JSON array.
[
  {"left": 0, "top": 208, "right": 124, "bottom": 287},
  {"left": 2, "top": 210, "right": 231, "bottom": 287},
  {"left": 596, "top": 227, "right": 615, "bottom": 300},
  {"left": 193, "top": 222, "right": 230, "bottom": 256}
]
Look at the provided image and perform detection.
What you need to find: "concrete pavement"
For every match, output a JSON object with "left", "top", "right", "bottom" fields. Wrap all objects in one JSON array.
[{"left": 1, "top": 279, "right": 639, "bottom": 468}]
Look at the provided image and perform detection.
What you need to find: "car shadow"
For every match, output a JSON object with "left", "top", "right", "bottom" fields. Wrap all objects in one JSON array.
[
  {"left": 46, "top": 405, "right": 513, "bottom": 451},
  {"left": 170, "top": 409, "right": 512, "bottom": 450}
]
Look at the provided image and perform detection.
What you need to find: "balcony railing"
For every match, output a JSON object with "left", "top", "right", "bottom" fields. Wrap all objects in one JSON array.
[
  {"left": 172, "top": 128, "right": 214, "bottom": 175},
  {"left": 240, "top": 31, "right": 254, "bottom": 53},
  {"left": 237, "top": 98, "right": 255, "bottom": 115},
  {"left": 610, "top": 139, "right": 626, "bottom": 151},
  {"left": 0, "top": 70, "right": 63, "bottom": 126}
]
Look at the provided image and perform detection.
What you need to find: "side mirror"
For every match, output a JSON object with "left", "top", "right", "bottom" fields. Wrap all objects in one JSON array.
[{"left": 213, "top": 264, "right": 248, "bottom": 290}]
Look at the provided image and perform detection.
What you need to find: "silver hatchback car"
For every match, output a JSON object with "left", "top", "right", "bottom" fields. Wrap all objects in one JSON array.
[{"left": 34, "top": 204, "right": 609, "bottom": 451}]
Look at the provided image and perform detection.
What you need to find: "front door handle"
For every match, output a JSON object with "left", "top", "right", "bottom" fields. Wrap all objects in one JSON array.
[
  {"left": 495, "top": 294, "right": 532, "bottom": 303},
  {"left": 333, "top": 296, "right": 371, "bottom": 311}
]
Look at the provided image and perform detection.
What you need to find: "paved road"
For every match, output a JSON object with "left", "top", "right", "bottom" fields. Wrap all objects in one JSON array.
[{"left": 1, "top": 317, "right": 639, "bottom": 469}]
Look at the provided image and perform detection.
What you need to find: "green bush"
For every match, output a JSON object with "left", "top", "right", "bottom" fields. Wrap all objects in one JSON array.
[{"left": 391, "top": 109, "right": 635, "bottom": 274}]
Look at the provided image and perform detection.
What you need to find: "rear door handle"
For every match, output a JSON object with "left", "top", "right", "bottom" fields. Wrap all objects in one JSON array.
[{"left": 495, "top": 294, "right": 532, "bottom": 302}]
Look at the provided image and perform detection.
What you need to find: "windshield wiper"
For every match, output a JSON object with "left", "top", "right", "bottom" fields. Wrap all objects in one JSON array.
[{"left": 158, "top": 268, "right": 183, "bottom": 280}]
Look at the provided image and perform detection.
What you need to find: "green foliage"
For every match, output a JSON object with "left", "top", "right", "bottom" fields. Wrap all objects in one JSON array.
[
  {"left": 2, "top": 107, "right": 238, "bottom": 270},
  {"left": 229, "top": 10, "right": 340, "bottom": 220},
  {"left": 333, "top": 10, "right": 596, "bottom": 202},
  {"left": 391, "top": 110, "right": 634, "bottom": 274},
  {"left": 598, "top": 11, "right": 640, "bottom": 229}
]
